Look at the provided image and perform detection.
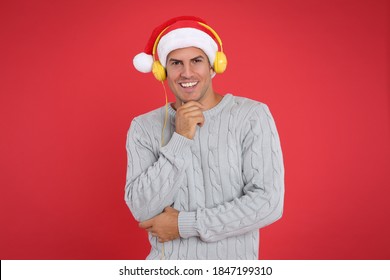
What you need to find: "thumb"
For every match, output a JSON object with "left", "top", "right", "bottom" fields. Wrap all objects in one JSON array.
[{"left": 164, "top": 206, "right": 177, "bottom": 213}]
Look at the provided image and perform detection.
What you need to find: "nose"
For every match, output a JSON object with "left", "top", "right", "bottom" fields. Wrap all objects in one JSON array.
[{"left": 180, "top": 62, "right": 194, "bottom": 78}]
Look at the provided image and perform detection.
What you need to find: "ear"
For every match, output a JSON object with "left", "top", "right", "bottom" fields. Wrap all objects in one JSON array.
[{"left": 210, "top": 66, "right": 216, "bottom": 78}]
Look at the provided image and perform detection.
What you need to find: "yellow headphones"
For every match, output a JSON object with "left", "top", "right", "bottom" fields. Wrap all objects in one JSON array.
[{"left": 151, "top": 22, "right": 227, "bottom": 82}]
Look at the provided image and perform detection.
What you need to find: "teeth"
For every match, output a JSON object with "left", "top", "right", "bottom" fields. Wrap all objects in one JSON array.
[{"left": 180, "top": 82, "right": 198, "bottom": 88}]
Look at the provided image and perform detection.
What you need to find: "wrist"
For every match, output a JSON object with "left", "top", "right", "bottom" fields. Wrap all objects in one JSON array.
[{"left": 161, "top": 132, "right": 193, "bottom": 154}]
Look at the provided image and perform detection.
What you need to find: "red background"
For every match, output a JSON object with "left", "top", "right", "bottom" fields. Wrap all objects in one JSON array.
[{"left": 1, "top": 0, "right": 389, "bottom": 259}]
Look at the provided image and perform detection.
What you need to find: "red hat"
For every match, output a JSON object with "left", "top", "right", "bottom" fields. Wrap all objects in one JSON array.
[{"left": 133, "top": 16, "right": 220, "bottom": 73}]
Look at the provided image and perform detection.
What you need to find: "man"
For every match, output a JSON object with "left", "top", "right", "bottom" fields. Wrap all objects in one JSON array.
[{"left": 125, "top": 16, "right": 284, "bottom": 259}]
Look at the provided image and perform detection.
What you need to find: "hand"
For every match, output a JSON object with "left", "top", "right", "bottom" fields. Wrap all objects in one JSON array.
[
  {"left": 139, "top": 207, "right": 180, "bottom": 243},
  {"left": 175, "top": 101, "right": 205, "bottom": 139}
]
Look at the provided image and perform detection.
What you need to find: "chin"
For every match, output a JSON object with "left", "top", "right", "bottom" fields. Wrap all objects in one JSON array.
[{"left": 181, "top": 92, "right": 203, "bottom": 102}]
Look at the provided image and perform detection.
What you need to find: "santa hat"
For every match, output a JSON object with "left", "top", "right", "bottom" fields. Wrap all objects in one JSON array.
[{"left": 133, "top": 16, "right": 220, "bottom": 73}]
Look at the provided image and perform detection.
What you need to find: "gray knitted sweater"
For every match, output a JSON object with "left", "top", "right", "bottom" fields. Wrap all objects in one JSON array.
[{"left": 125, "top": 94, "right": 284, "bottom": 259}]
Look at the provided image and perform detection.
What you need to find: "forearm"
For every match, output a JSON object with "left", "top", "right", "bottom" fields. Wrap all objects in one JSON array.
[
  {"left": 125, "top": 126, "right": 193, "bottom": 221},
  {"left": 178, "top": 173, "right": 284, "bottom": 242}
]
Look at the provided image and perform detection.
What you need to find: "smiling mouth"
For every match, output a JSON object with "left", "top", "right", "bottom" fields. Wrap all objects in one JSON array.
[{"left": 179, "top": 81, "right": 198, "bottom": 88}]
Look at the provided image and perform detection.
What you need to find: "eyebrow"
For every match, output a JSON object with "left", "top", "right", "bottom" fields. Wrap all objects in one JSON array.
[
  {"left": 190, "top": 55, "right": 205, "bottom": 61},
  {"left": 168, "top": 55, "right": 205, "bottom": 63}
]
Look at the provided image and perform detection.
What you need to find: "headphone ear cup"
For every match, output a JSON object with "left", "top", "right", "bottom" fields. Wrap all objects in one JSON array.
[
  {"left": 213, "top": 51, "right": 227, "bottom": 74},
  {"left": 152, "top": 60, "right": 166, "bottom": 81}
]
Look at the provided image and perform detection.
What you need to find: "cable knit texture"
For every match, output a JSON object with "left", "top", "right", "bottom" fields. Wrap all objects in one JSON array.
[{"left": 125, "top": 94, "right": 284, "bottom": 259}]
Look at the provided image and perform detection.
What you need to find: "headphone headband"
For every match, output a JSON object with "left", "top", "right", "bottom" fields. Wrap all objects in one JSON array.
[
  {"left": 197, "top": 22, "right": 223, "bottom": 52},
  {"left": 151, "top": 21, "right": 224, "bottom": 60},
  {"left": 133, "top": 16, "right": 227, "bottom": 80},
  {"left": 152, "top": 26, "right": 170, "bottom": 59}
]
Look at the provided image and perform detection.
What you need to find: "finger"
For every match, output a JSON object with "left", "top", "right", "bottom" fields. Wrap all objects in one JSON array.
[
  {"left": 194, "top": 116, "right": 205, "bottom": 127},
  {"left": 182, "top": 111, "right": 204, "bottom": 119},
  {"left": 164, "top": 206, "right": 176, "bottom": 213},
  {"left": 139, "top": 219, "right": 153, "bottom": 229},
  {"left": 158, "top": 237, "right": 165, "bottom": 243},
  {"left": 181, "top": 114, "right": 204, "bottom": 126},
  {"left": 181, "top": 101, "right": 205, "bottom": 110},
  {"left": 180, "top": 107, "right": 204, "bottom": 116},
  {"left": 181, "top": 100, "right": 202, "bottom": 107},
  {"left": 145, "top": 227, "right": 153, "bottom": 232},
  {"left": 178, "top": 106, "right": 204, "bottom": 115}
]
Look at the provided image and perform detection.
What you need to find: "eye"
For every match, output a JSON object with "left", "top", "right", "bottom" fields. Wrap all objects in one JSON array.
[
  {"left": 193, "top": 58, "right": 203, "bottom": 64},
  {"left": 171, "top": 60, "right": 182, "bottom": 66}
]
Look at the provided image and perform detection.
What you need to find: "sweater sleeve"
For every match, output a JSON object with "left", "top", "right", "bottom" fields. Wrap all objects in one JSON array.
[
  {"left": 178, "top": 103, "right": 285, "bottom": 242},
  {"left": 124, "top": 119, "right": 193, "bottom": 222}
]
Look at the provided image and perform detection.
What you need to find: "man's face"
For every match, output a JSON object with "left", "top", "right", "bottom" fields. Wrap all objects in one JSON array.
[{"left": 166, "top": 47, "right": 214, "bottom": 104}]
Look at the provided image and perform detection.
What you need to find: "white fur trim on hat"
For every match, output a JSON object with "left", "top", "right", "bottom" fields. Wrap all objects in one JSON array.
[
  {"left": 133, "top": 52, "right": 154, "bottom": 73},
  {"left": 157, "top": 28, "right": 218, "bottom": 68}
]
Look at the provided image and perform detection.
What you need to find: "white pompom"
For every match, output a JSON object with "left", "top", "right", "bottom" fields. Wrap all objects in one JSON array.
[{"left": 133, "top": 52, "right": 153, "bottom": 73}]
